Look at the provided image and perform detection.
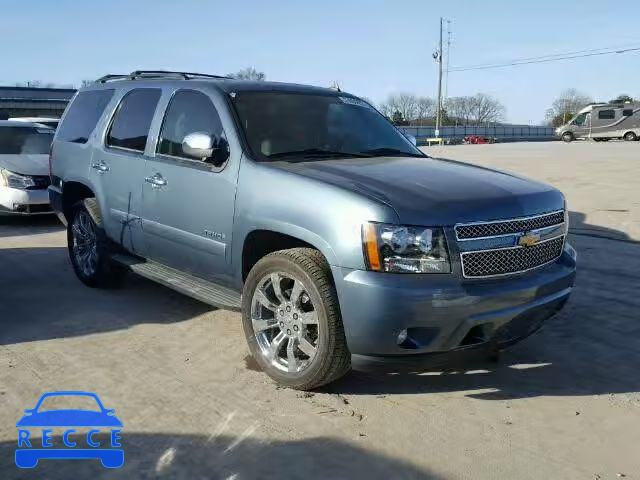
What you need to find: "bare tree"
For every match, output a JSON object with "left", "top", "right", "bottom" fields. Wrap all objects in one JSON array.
[
  {"left": 445, "top": 93, "right": 505, "bottom": 125},
  {"left": 545, "top": 88, "right": 593, "bottom": 127},
  {"left": 379, "top": 93, "right": 419, "bottom": 123},
  {"left": 468, "top": 93, "right": 505, "bottom": 124},
  {"left": 227, "top": 67, "right": 266, "bottom": 81},
  {"left": 445, "top": 96, "right": 473, "bottom": 124},
  {"left": 414, "top": 97, "right": 435, "bottom": 125}
]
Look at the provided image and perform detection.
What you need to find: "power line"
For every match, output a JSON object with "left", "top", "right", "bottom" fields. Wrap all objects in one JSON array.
[
  {"left": 449, "top": 45, "right": 640, "bottom": 72},
  {"left": 450, "top": 42, "right": 640, "bottom": 69}
]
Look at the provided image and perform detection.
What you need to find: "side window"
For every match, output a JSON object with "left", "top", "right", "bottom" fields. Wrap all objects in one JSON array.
[
  {"left": 598, "top": 109, "right": 615, "bottom": 120},
  {"left": 107, "top": 88, "right": 161, "bottom": 152},
  {"left": 57, "top": 89, "right": 114, "bottom": 143},
  {"left": 157, "top": 90, "right": 226, "bottom": 161},
  {"left": 622, "top": 109, "right": 633, "bottom": 117},
  {"left": 571, "top": 113, "right": 587, "bottom": 126}
]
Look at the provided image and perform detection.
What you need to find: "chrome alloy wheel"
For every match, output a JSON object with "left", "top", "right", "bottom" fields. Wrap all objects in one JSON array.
[
  {"left": 71, "top": 210, "right": 98, "bottom": 277},
  {"left": 251, "top": 272, "right": 320, "bottom": 373}
]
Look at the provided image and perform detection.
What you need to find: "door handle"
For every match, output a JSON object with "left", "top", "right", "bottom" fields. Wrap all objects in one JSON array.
[
  {"left": 91, "top": 161, "right": 109, "bottom": 174},
  {"left": 144, "top": 173, "right": 168, "bottom": 188}
]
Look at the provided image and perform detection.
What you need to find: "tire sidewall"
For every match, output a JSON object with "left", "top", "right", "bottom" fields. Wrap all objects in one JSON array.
[
  {"left": 242, "top": 254, "right": 336, "bottom": 388},
  {"left": 67, "top": 200, "right": 113, "bottom": 287},
  {"left": 562, "top": 132, "right": 574, "bottom": 143},
  {"left": 624, "top": 132, "right": 637, "bottom": 141}
]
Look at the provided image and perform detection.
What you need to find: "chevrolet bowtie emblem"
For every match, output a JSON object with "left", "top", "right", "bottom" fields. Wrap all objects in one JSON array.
[{"left": 518, "top": 232, "right": 541, "bottom": 247}]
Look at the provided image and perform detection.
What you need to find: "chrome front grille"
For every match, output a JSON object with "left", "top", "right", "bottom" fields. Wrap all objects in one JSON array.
[
  {"left": 455, "top": 210, "right": 565, "bottom": 240},
  {"left": 461, "top": 236, "right": 565, "bottom": 278}
]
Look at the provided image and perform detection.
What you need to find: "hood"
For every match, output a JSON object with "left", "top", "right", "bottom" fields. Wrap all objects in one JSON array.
[
  {"left": 269, "top": 156, "right": 564, "bottom": 225},
  {"left": 0, "top": 154, "right": 49, "bottom": 176}
]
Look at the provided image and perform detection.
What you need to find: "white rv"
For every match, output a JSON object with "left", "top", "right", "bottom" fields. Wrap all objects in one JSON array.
[{"left": 556, "top": 103, "right": 640, "bottom": 142}]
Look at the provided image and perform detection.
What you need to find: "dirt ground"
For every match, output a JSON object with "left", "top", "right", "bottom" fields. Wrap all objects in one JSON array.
[{"left": 1, "top": 141, "right": 639, "bottom": 479}]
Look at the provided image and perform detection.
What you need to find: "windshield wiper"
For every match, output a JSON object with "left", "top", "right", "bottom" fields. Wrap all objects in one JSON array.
[
  {"left": 267, "top": 148, "right": 371, "bottom": 160},
  {"left": 360, "top": 147, "right": 425, "bottom": 158}
]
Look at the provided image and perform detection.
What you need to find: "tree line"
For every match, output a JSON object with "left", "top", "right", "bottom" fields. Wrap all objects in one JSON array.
[{"left": 377, "top": 92, "right": 506, "bottom": 126}]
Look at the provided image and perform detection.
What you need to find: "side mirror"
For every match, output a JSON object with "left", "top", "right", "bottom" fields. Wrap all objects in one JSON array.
[
  {"left": 405, "top": 134, "right": 417, "bottom": 146},
  {"left": 24, "top": 409, "right": 33, "bottom": 414},
  {"left": 182, "top": 132, "right": 230, "bottom": 165},
  {"left": 182, "top": 132, "right": 214, "bottom": 159}
]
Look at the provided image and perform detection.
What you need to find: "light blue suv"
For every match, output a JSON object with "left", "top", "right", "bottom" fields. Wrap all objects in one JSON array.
[{"left": 49, "top": 70, "right": 576, "bottom": 389}]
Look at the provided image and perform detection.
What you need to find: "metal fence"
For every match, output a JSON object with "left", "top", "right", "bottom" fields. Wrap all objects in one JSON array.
[{"left": 398, "top": 125, "right": 555, "bottom": 143}]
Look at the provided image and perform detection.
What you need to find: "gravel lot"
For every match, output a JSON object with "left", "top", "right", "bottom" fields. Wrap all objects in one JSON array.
[{"left": 1, "top": 141, "right": 639, "bottom": 479}]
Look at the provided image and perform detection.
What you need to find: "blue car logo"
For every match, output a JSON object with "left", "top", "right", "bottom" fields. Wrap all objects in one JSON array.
[{"left": 15, "top": 391, "right": 123, "bottom": 468}]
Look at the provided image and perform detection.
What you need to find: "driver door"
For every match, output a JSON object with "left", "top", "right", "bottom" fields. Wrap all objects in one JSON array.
[
  {"left": 140, "top": 88, "right": 237, "bottom": 283},
  {"left": 571, "top": 112, "right": 590, "bottom": 139}
]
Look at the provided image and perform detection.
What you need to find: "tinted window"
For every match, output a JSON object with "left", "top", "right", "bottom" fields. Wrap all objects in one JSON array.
[
  {"left": 57, "top": 89, "right": 114, "bottom": 143},
  {"left": 232, "top": 92, "right": 421, "bottom": 162},
  {"left": 158, "top": 90, "right": 225, "bottom": 159},
  {"left": 622, "top": 109, "right": 633, "bottom": 117},
  {"left": 107, "top": 88, "right": 161, "bottom": 152},
  {"left": 598, "top": 109, "right": 615, "bottom": 120},
  {"left": 0, "top": 127, "right": 54, "bottom": 154}
]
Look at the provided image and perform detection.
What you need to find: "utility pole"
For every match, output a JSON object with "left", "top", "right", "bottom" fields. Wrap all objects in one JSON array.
[
  {"left": 444, "top": 20, "right": 452, "bottom": 101},
  {"left": 435, "top": 17, "right": 444, "bottom": 138}
]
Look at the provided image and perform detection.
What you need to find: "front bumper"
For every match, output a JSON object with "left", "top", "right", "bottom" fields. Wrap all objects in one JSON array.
[
  {"left": 0, "top": 186, "right": 52, "bottom": 215},
  {"left": 331, "top": 244, "right": 576, "bottom": 357}
]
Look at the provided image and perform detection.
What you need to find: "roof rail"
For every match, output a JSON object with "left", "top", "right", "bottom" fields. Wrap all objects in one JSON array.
[{"left": 94, "top": 70, "right": 230, "bottom": 83}]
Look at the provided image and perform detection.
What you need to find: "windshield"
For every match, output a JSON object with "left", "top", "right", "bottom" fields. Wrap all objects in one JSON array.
[
  {"left": 231, "top": 92, "right": 423, "bottom": 161},
  {"left": 36, "top": 394, "right": 102, "bottom": 412},
  {"left": 0, "top": 127, "right": 54, "bottom": 154}
]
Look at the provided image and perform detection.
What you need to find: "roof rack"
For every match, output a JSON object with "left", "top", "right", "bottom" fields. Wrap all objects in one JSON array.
[{"left": 94, "top": 70, "right": 231, "bottom": 83}]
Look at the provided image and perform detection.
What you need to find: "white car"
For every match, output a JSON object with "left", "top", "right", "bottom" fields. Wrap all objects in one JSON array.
[
  {"left": 0, "top": 121, "right": 55, "bottom": 215},
  {"left": 9, "top": 116, "right": 60, "bottom": 129}
]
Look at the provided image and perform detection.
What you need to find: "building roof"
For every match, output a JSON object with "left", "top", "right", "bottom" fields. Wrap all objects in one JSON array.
[{"left": 0, "top": 86, "right": 76, "bottom": 102}]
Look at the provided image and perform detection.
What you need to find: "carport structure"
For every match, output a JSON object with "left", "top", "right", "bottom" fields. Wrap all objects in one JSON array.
[{"left": 0, "top": 86, "right": 75, "bottom": 120}]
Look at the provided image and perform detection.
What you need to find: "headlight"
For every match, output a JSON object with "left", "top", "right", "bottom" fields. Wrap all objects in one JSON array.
[
  {"left": 362, "top": 222, "right": 451, "bottom": 273},
  {"left": 0, "top": 169, "right": 35, "bottom": 189}
]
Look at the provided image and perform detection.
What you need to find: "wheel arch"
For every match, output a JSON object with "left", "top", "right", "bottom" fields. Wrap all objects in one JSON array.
[
  {"left": 240, "top": 228, "right": 335, "bottom": 283},
  {"left": 62, "top": 181, "right": 96, "bottom": 222}
]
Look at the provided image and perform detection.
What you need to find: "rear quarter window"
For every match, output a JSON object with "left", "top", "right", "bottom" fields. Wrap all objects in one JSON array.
[
  {"left": 106, "top": 88, "right": 161, "bottom": 152},
  {"left": 57, "top": 89, "right": 115, "bottom": 144}
]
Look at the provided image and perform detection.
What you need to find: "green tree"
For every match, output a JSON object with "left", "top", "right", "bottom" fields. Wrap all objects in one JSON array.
[
  {"left": 609, "top": 94, "right": 634, "bottom": 103},
  {"left": 227, "top": 67, "right": 266, "bottom": 81},
  {"left": 392, "top": 110, "right": 405, "bottom": 125}
]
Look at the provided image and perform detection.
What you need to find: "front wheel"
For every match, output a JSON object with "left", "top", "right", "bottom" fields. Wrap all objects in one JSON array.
[
  {"left": 623, "top": 131, "right": 637, "bottom": 142},
  {"left": 242, "top": 248, "right": 351, "bottom": 390},
  {"left": 562, "top": 132, "right": 574, "bottom": 143}
]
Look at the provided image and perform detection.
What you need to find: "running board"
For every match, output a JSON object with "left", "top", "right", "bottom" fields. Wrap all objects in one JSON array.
[{"left": 112, "top": 254, "right": 242, "bottom": 311}]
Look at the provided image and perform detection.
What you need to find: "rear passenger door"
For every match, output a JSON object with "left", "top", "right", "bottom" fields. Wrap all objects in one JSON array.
[
  {"left": 140, "top": 88, "right": 236, "bottom": 283},
  {"left": 91, "top": 88, "right": 161, "bottom": 255}
]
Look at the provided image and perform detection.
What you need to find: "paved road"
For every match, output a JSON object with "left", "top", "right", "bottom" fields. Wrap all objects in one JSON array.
[{"left": 1, "top": 142, "right": 639, "bottom": 479}]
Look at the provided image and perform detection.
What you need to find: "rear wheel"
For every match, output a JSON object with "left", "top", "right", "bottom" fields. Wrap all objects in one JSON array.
[
  {"left": 623, "top": 131, "right": 637, "bottom": 142},
  {"left": 562, "top": 132, "right": 574, "bottom": 143},
  {"left": 242, "top": 248, "right": 351, "bottom": 390},
  {"left": 67, "top": 199, "right": 123, "bottom": 287}
]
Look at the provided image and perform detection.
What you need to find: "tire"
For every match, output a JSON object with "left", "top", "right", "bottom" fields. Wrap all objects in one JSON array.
[
  {"left": 593, "top": 138, "right": 601, "bottom": 142},
  {"left": 623, "top": 131, "right": 637, "bottom": 142},
  {"left": 562, "top": 132, "right": 574, "bottom": 143},
  {"left": 242, "top": 248, "right": 351, "bottom": 390},
  {"left": 67, "top": 198, "right": 123, "bottom": 288}
]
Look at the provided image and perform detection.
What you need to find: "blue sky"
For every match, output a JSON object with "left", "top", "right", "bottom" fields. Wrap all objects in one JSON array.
[{"left": 3, "top": 0, "right": 639, "bottom": 123}]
